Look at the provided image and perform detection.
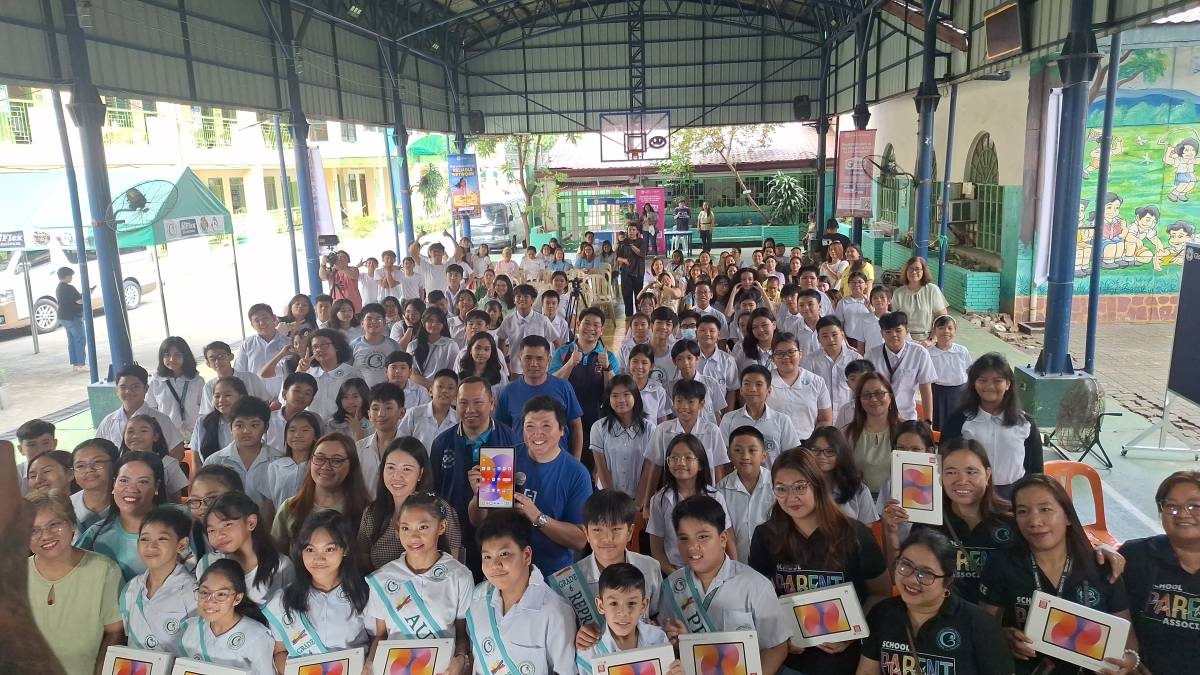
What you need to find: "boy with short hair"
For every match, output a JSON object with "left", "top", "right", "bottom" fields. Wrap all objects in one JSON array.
[
  {"left": 696, "top": 315, "right": 739, "bottom": 412},
  {"left": 446, "top": 263, "right": 469, "bottom": 298},
  {"left": 384, "top": 350, "right": 432, "bottom": 407},
  {"left": 497, "top": 284, "right": 556, "bottom": 377},
  {"left": 718, "top": 365, "right": 801, "bottom": 465},
  {"left": 356, "top": 382, "right": 406, "bottom": 495},
  {"left": 466, "top": 512, "right": 577, "bottom": 675},
  {"left": 616, "top": 313, "right": 652, "bottom": 370},
  {"left": 204, "top": 396, "right": 281, "bottom": 513},
  {"left": 691, "top": 280, "right": 725, "bottom": 327},
  {"left": 793, "top": 289, "right": 824, "bottom": 355},
  {"left": 264, "top": 371, "right": 317, "bottom": 451},
  {"left": 715, "top": 426, "right": 775, "bottom": 561},
  {"left": 550, "top": 490, "right": 663, "bottom": 629},
  {"left": 721, "top": 295, "right": 758, "bottom": 346},
  {"left": 575, "top": 563, "right": 676, "bottom": 675},
  {"left": 796, "top": 265, "right": 834, "bottom": 315},
  {"left": 236, "top": 303, "right": 291, "bottom": 378},
  {"left": 868, "top": 311, "right": 936, "bottom": 422},
  {"left": 657, "top": 495, "right": 790, "bottom": 675},
  {"left": 776, "top": 284, "right": 804, "bottom": 336},
  {"left": 200, "top": 341, "right": 272, "bottom": 414},
  {"left": 409, "top": 240, "right": 452, "bottom": 294},
  {"left": 427, "top": 290, "right": 451, "bottom": 317},
  {"left": 121, "top": 505, "right": 195, "bottom": 655},
  {"left": 97, "top": 364, "right": 184, "bottom": 456},
  {"left": 15, "top": 419, "right": 57, "bottom": 495},
  {"left": 648, "top": 306, "right": 679, "bottom": 383},
  {"left": 351, "top": 302, "right": 400, "bottom": 386},
  {"left": 540, "top": 290, "right": 569, "bottom": 348},
  {"left": 636, "top": 379, "right": 730, "bottom": 513},
  {"left": 396, "top": 256, "right": 424, "bottom": 300},
  {"left": 837, "top": 359, "right": 876, "bottom": 426},
  {"left": 397, "top": 369, "right": 459, "bottom": 451},
  {"left": 801, "top": 315, "right": 860, "bottom": 419},
  {"left": 314, "top": 294, "right": 334, "bottom": 328},
  {"left": 666, "top": 340, "right": 726, "bottom": 424}
]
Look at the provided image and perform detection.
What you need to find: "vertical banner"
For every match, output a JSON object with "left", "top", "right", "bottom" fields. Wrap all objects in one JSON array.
[
  {"left": 448, "top": 153, "right": 482, "bottom": 218},
  {"left": 307, "top": 147, "right": 336, "bottom": 236},
  {"left": 636, "top": 187, "right": 667, "bottom": 251},
  {"left": 835, "top": 130, "right": 877, "bottom": 217}
]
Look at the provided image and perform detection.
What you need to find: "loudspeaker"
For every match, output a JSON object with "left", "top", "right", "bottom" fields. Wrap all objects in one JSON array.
[
  {"left": 793, "top": 95, "right": 812, "bottom": 121},
  {"left": 468, "top": 110, "right": 485, "bottom": 134}
]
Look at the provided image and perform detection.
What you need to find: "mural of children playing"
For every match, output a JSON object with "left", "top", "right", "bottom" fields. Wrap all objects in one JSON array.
[
  {"left": 1156, "top": 221, "right": 1198, "bottom": 267},
  {"left": 1099, "top": 192, "right": 1128, "bottom": 269},
  {"left": 1124, "top": 205, "right": 1164, "bottom": 268},
  {"left": 1163, "top": 137, "right": 1198, "bottom": 202},
  {"left": 1075, "top": 200, "right": 1093, "bottom": 278},
  {"left": 1084, "top": 135, "right": 1125, "bottom": 179}
]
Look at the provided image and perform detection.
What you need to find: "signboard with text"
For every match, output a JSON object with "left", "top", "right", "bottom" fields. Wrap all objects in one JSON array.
[
  {"left": 835, "top": 130, "right": 876, "bottom": 217},
  {"left": 448, "top": 154, "right": 482, "bottom": 219}
]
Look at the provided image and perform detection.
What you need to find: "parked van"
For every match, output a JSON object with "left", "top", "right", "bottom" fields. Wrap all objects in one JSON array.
[
  {"left": 0, "top": 245, "right": 157, "bottom": 333},
  {"left": 416, "top": 198, "right": 527, "bottom": 256}
]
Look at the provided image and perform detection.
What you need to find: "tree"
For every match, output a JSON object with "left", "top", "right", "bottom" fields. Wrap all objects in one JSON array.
[
  {"left": 1089, "top": 48, "right": 1169, "bottom": 104},
  {"left": 673, "top": 125, "right": 777, "bottom": 222},
  {"left": 471, "top": 133, "right": 578, "bottom": 244}
]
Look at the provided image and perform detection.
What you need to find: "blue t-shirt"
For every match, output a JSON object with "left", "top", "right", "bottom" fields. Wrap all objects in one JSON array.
[
  {"left": 494, "top": 376, "right": 584, "bottom": 451},
  {"left": 77, "top": 517, "right": 143, "bottom": 581},
  {"left": 515, "top": 443, "right": 593, "bottom": 576}
]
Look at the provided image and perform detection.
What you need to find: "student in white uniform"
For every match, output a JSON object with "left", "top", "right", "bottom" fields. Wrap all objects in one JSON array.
[
  {"left": 148, "top": 336, "right": 205, "bottom": 442},
  {"left": 636, "top": 379, "right": 731, "bottom": 514},
  {"left": 396, "top": 369, "right": 460, "bottom": 449},
  {"left": 767, "top": 332, "right": 833, "bottom": 439},
  {"left": 197, "top": 491, "right": 295, "bottom": 605},
  {"left": 575, "top": 563, "right": 679, "bottom": 675},
  {"left": 193, "top": 377, "right": 246, "bottom": 461},
  {"left": 407, "top": 307, "right": 460, "bottom": 388},
  {"left": 867, "top": 311, "right": 937, "bottom": 422},
  {"left": 590, "top": 376, "right": 657, "bottom": 498},
  {"left": 70, "top": 438, "right": 118, "bottom": 532},
  {"left": 806, "top": 426, "right": 879, "bottom": 526},
  {"left": 716, "top": 427, "right": 776, "bottom": 562},
  {"left": 655, "top": 495, "right": 791, "bottom": 675},
  {"left": 551, "top": 490, "right": 663, "bottom": 631},
  {"left": 925, "top": 314, "right": 972, "bottom": 430},
  {"left": 199, "top": 341, "right": 273, "bottom": 415},
  {"left": 120, "top": 506, "right": 196, "bottom": 655},
  {"left": 385, "top": 350, "right": 433, "bottom": 408},
  {"left": 497, "top": 284, "right": 557, "bottom": 377},
  {"left": 203, "top": 397, "right": 283, "bottom": 513},
  {"left": 465, "top": 511, "right": 577, "bottom": 675},
  {"left": 304, "top": 329, "right": 360, "bottom": 419},
  {"left": 718, "top": 365, "right": 802, "bottom": 464},
  {"left": 646, "top": 434, "right": 736, "bottom": 575},
  {"left": 264, "top": 411, "right": 322, "bottom": 513},
  {"left": 263, "top": 511, "right": 370, "bottom": 669},
  {"left": 801, "top": 316, "right": 861, "bottom": 420},
  {"left": 179, "top": 558, "right": 277, "bottom": 675},
  {"left": 366, "top": 493, "right": 473, "bottom": 669},
  {"left": 96, "top": 364, "right": 185, "bottom": 457},
  {"left": 120, "top": 415, "right": 190, "bottom": 498}
]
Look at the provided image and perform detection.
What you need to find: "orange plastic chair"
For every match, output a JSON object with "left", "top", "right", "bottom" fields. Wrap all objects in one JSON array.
[
  {"left": 182, "top": 448, "right": 198, "bottom": 481},
  {"left": 1043, "top": 460, "right": 1120, "bottom": 549}
]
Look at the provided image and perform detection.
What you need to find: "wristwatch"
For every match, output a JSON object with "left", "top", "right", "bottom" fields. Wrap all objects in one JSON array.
[{"left": 534, "top": 513, "right": 550, "bottom": 528}]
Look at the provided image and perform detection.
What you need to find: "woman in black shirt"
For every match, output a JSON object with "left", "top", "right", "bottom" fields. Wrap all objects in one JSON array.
[{"left": 857, "top": 528, "right": 1013, "bottom": 675}]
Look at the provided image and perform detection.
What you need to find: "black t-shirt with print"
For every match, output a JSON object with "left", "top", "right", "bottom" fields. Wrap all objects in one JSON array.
[
  {"left": 1119, "top": 535, "right": 1200, "bottom": 675},
  {"left": 748, "top": 519, "right": 886, "bottom": 674},
  {"left": 979, "top": 545, "right": 1129, "bottom": 675},
  {"left": 915, "top": 512, "right": 1018, "bottom": 603},
  {"left": 861, "top": 594, "right": 1014, "bottom": 675}
]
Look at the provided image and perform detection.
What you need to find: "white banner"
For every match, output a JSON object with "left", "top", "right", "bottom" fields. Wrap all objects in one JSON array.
[
  {"left": 307, "top": 147, "right": 336, "bottom": 236},
  {"left": 1034, "top": 88, "right": 1062, "bottom": 286}
]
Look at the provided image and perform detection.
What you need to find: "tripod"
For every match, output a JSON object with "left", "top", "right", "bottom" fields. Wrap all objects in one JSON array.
[{"left": 564, "top": 275, "right": 589, "bottom": 341}]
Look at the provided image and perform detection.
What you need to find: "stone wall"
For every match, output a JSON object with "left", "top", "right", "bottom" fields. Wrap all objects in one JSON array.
[{"left": 1015, "top": 293, "right": 1179, "bottom": 323}]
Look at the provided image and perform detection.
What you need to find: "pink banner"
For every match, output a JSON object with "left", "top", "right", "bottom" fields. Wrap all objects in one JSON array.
[
  {"left": 835, "top": 130, "right": 877, "bottom": 218},
  {"left": 636, "top": 187, "right": 668, "bottom": 251}
]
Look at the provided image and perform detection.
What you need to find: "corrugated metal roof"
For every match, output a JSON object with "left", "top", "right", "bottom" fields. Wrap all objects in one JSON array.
[{"left": 1154, "top": 7, "right": 1200, "bottom": 22}]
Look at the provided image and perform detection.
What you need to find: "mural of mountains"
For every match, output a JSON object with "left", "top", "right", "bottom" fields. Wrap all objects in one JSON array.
[{"left": 1088, "top": 88, "right": 1200, "bottom": 125}]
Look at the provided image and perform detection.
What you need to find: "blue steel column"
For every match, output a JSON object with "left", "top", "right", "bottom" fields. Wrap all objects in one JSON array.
[
  {"left": 912, "top": 0, "right": 942, "bottom": 260},
  {"left": 1085, "top": 32, "right": 1121, "bottom": 374},
  {"left": 851, "top": 11, "right": 875, "bottom": 245},
  {"left": 277, "top": 0, "right": 323, "bottom": 297},
  {"left": 446, "top": 65, "right": 471, "bottom": 240},
  {"left": 813, "top": 42, "right": 831, "bottom": 237},
  {"left": 936, "top": 84, "right": 958, "bottom": 288},
  {"left": 389, "top": 47, "right": 417, "bottom": 251},
  {"left": 60, "top": 0, "right": 133, "bottom": 374},
  {"left": 1039, "top": 0, "right": 1099, "bottom": 375},
  {"left": 51, "top": 87, "right": 99, "bottom": 382}
]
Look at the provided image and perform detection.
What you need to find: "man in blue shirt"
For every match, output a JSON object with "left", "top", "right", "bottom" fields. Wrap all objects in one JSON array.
[
  {"left": 495, "top": 335, "right": 585, "bottom": 458},
  {"left": 470, "top": 395, "right": 591, "bottom": 577},
  {"left": 550, "top": 307, "right": 619, "bottom": 471}
]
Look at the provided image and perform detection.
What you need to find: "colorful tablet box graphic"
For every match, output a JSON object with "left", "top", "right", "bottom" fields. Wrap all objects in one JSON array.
[
  {"left": 901, "top": 464, "right": 935, "bottom": 509},
  {"left": 297, "top": 660, "right": 350, "bottom": 675},
  {"left": 1043, "top": 607, "right": 1110, "bottom": 661},
  {"left": 383, "top": 647, "right": 438, "bottom": 675},
  {"left": 692, "top": 642, "right": 751, "bottom": 675},
  {"left": 606, "top": 659, "right": 663, "bottom": 675},
  {"left": 479, "top": 451, "right": 514, "bottom": 503},
  {"left": 795, "top": 599, "right": 853, "bottom": 638},
  {"left": 114, "top": 658, "right": 153, "bottom": 675}
]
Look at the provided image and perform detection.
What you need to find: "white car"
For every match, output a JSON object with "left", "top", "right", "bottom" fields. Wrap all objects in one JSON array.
[{"left": 0, "top": 245, "right": 157, "bottom": 333}]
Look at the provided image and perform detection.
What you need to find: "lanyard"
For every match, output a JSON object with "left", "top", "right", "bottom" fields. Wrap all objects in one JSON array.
[
  {"left": 1031, "top": 553, "right": 1072, "bottom": 598},
  {"left": 883, "top": 347, "right": 904, "bottom": 382},
  {"left": 166, "top": 378, "right": 192, "bottom": 425}
]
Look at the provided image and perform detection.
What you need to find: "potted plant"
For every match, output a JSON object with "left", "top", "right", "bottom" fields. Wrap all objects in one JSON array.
[{"left": 766, "top": 172, "right": 808, "bottom": 227}]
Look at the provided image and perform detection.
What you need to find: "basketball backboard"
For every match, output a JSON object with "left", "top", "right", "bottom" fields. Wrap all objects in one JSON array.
[{"left": 599, "top": 110, "right": 671, "bottom": 162}]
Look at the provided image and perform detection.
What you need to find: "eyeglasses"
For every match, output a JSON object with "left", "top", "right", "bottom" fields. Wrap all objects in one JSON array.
[
  {"left": 772, "top": 349, "right": 800, "bottom": 360},
  {"left": 30, "top": 521, "right": 69, "bottom": 540},
  {"left": 895, "top": 558, "right": 946, "bottom": 586},
  {"left": 311, "top": 341, "right": 334, "bottom": 349},
  {"left": 186, "top": 496, "right": 219, "bottom": 510},
  {"left": 772, "top": 481, "right": 811, "bottom": 498},
  {"left": 666, "top": 455, "right": 698, "bottom": 466},
  {"left": 195, "top": 588, "right": 237, "bottom": 602},
  {"left": 312, "top": 454, "right": 349, "bottom": 468},
  {"left": 72, "top": 459, "right": 112, "bottom": 473},
  {"left": 860, "top": 390, "right": 891, "bottom": 401},
  {"left": 1158, "top": 501, "right": 1200, "bottom": 516},
  {"left": 808, "top": 446, "right": 838, "bottom": 459}
]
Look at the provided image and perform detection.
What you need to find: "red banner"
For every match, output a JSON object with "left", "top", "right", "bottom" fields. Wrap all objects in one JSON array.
[{"left": 835, "top": 130, "right": 877, "bottom": 218}]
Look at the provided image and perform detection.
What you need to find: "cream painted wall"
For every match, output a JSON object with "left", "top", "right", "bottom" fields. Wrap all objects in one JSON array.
[{"left": 840, "top": 64, "right": 1032, "bottom": 187}]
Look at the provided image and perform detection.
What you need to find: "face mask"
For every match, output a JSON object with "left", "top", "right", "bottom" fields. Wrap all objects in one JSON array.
[{"left": 680, "top": 327, "right": 697, "bottom": 341}]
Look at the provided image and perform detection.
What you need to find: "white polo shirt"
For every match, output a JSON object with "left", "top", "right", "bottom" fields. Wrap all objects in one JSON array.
[
  {"left": 234, "top": 331, "right": 291, "bottom": 376},
  {"left": 356, "top": 432, "right": 393, "bottom": 498},
  {"left": 202, "top": 442, "right": 284, "bottom": 507},
  {"left": 195, "top": 553, "right": 295, "bottom": 606},
  {"left": 397, "top": 403, "right": 460, "bottom": 452},
  {"left": 404, "top": 380, "right": 433, "bottom": 407},
  {"left": 958, "top": 409, "right": 1034, "bottom": 485},
  {"left": 576, "top": 622, "right": 670, "bottom": 675},
  {"left": 97, "top": 404, "right": 184, "bottom": 451},
  {"left": 417, "top": 256, "right": 450, "bottom": 293},
  {"left": 694, "top": 305, "right": 726, "bottom": 327},
  {"left": 178, "top": 615, "right": 276, "bottom": 675},
  {"left": 148, "top": 374, "right": 205, "bottom": 431},
  {"left": 664, "top": 373, "right": 727, "bottom": 424},
  {"left": 589, "top": 416, "right": 657, "bottom": 497},
  {"left": 867, "top": 343, "right": 937, "bottom": 421},
  {"left": 644, "top": 419, "right": 730, "bottom": 470},
  {"left": 406, "top": 337, "right": 459, "bottom": 378},
  {"left": 697, "top": 346, "right": 739, "bottom": 393},
  {"left": 466, "top": 571, "right": 577, "bottom": 675},
  {"left": 927, "top": 342, "right": 972, "bottom": 387},
  {"left": 262, "top": 585, "right": 370, "bottom": 656},
  {"left": 120, "top": 563, "right": 196, "bottom": 655},
  {"left": 768, "top": 368, "right": 832, "bottom": 438},
  {"left": 200, "top": 371, "right": 273, "bottom": 415},
  {"left": 791, "top": 320, "right": 822, "bottom": 357},
  {"left": 716, "top": 467, "right": 776, "bottom": 561},
  {"left": 305, "top": 362, "right": 360, "bottom": 419},
  {"left": 366, "top": 552, "right": 474, "bottom": 639},
  {"left": 264, "top": 456, "right": 308, "bottom": 509},
  {"left": 497, "top": 309, "right": 557, "bottom": 374},
  {"left": 834, "top": 296, "right": 872, "bottom": 343},
  {"left": 801, "top": 344, "right": 862, "bottom": 420},
  {"left": 638, "top": 381, "right": 669, "bottom": 421},
  {"left": 617, "top": 335, "right": 650, "bottom": 371},
  {"left": 646, "top": 487, "right": 732, "bottom": 568},
  {"left": 717, "top": 405, "right": 802, "bottom": 463},
  {"left": 657, "top": 557, "right": 792, "bottom": 649}
]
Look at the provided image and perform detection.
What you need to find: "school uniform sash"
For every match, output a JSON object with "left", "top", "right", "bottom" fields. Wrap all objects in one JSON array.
[
  {"left": 366, "top": 575, "right": 447, "bottom": 639},
  {"left": 261, "top": 604, "right": 329, "bottom": 657},
  {"left": 467, "top": 586, "right": 521, "bottom": 675},
  {"left": 667, "top": 568, "right": 717, "bottom": 633},
  {"left": 574, "top": 638, "right": 611, "bottom": 675},
  {"left": 550, "top": 563, "right": 602, "bottom": 627}
]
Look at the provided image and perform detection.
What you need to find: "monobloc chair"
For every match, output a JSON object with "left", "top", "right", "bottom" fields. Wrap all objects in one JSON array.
[{"left": 1043, "top": 460, "right": 1120, "bottom": 549}]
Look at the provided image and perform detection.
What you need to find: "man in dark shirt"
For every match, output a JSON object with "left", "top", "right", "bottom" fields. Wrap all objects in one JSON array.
[
  {"left": 820, "top": 219, "right": 852, "bottom": 257},
  {"left": 55, "top": 267, "right": 86, "bottom": 372},
  {"left": 615, "top": 221, "right": 646, "bottom": 319},
  {"left": 674, "top": 200, "right": 692, "bottom": 231}
]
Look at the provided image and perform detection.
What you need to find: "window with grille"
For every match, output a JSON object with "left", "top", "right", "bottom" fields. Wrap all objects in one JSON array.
[
  {"left": 207, "top": 178, "right": 226, "bottom": 206},
  {"left": 258, "top": 112, "right": 293, "bottom": 148},
  {"left": 341, "top": 123, "right": 357, "bottom": 142},
  {"left": 966, "top": 133, "right": 1002, "bottom": 254},
  {"left": 0, "top": 85, "right": 34, "bottom": 144},
  {"left": 229, "top": 177, "right": 247, "bottom": 213},
  {"left": 309, "top": 121, "right": 329, "bottom": 142},
  {"left": 347, "top": 175, "right": 359, "bottom": 201},
  {"left": 263, "top": 176, "right": 279, "bottom": 211},
  {"left": 192, "top": 106, "right": 234, "bottom": 148}
]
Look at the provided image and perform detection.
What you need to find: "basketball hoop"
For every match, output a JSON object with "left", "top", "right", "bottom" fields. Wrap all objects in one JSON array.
[{"left": 599, "top": 110, "right": 671, "bottom": 163}]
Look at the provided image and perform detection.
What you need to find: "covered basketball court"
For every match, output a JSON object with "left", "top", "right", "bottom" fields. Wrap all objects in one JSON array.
[{"left": 0, "top": 0, "right": 1194, "bottom": 384}]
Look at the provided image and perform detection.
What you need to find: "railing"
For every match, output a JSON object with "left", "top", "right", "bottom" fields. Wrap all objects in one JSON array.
[{"left": 0, "top": 100, "right": 32, "bottom": 144}]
